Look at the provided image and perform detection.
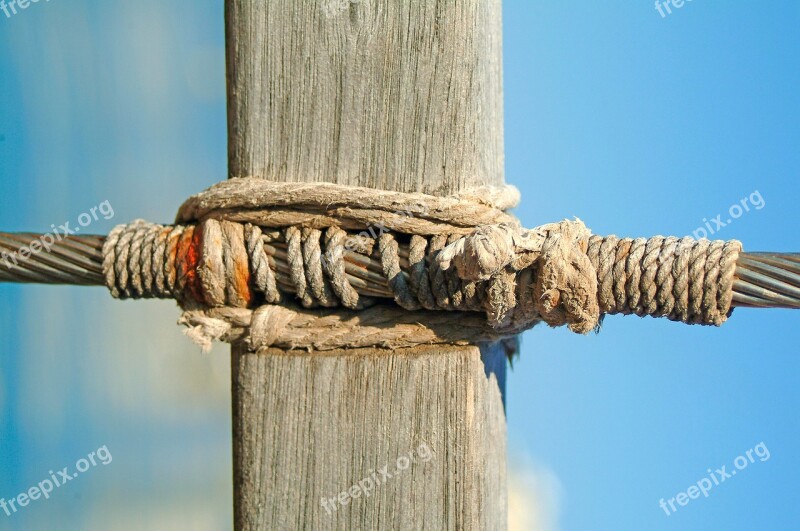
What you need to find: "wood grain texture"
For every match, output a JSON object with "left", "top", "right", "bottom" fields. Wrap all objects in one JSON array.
[
  {"left": 232, "top": 346, "right": 507, "bottom": 530},
  {"left": 226, "top": 0, "right": 504, "bottom": 195},
  {"left": 226, "top": 0, "right": 508, "bottom": 529}
]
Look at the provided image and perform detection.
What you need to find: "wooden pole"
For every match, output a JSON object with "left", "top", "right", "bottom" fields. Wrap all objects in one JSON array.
[{"left": 226, "top": 1, "right": 507, "bottom": 529}]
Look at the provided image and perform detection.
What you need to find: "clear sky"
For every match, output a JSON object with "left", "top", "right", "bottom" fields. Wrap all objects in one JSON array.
[
  {"left": 504, "top": 2, "right": 800, "bottom": 530},
  {"left": 1, "top": 1, "right": 799, "bottom": 530}
]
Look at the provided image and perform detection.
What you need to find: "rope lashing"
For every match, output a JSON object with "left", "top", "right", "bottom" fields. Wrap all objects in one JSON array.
[
  {"left": 1, "top": 178, "right": 797, "bottom": 351},
  {"left": 104, "top": 178, "right": 740, "bottom": 350}
]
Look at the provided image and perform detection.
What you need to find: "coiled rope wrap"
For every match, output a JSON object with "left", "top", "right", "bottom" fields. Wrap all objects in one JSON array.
[
  {"left": 587, "top": 235, "right": 741, "bottom": 325},
  {"left": 102, "top": 179, "right": 742, "bottom": 351}
]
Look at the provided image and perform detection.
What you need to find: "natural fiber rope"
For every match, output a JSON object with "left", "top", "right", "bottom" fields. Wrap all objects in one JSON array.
[
  {"left": 587, "top": 235, "right": 741, "bottom": 325},
  {"left": 97, "top": 178, "right": 744, "bottom": 351}
]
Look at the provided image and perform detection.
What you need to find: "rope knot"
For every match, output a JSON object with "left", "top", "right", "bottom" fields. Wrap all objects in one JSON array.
[
  {"left": 533, "top": 220, "right": 599, "bottom": 333},
  {"left": 436, "top": 219, "right": 600, "bottom": 334}
]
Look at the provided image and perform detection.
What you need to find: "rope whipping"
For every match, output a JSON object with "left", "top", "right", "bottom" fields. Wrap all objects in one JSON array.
[{"left": 0, "top": 178, "right": 797, "bottom": 351}]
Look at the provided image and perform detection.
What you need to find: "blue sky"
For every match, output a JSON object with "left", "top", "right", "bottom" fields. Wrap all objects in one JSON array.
[
  {"left": 1, "top": 1, "right": 799, "bottom": 530},
  {"left": 504, "top": 2, "right": 800, "bottom": 530}
]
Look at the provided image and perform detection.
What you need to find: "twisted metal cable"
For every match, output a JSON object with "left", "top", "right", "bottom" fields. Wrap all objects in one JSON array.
[
  {"left": 732, "top": 253, "right": 800, "bottom": 309},
  {"left": 0, "top": 231, "right": 798, "bottom": 310},
  {"left": 0, "top": 233, "right": 105, "bottom": 285}
]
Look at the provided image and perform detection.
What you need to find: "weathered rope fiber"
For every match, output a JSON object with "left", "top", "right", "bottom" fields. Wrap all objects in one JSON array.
[
  {"left": 98, "top": 179, "right": 744, "bottom": 351},
  {"left": 587, "top": 235, "right": 741, "bottom": 325}
]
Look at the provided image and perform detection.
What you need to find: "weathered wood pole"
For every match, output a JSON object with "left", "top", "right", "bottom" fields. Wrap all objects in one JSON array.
[{"left": 226, "top": 1, "right": 507, "bottom": 529}]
